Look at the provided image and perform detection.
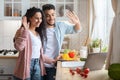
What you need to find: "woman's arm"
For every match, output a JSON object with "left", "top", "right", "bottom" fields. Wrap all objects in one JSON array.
[
  {"left": 14, "top": 16, "right": 29, "bottom": 51},
  {"left": 14, "top": 27, "right": 29, "bottom": 51}
]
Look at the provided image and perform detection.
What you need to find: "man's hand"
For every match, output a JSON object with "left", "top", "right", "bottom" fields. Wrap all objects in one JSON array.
[
  {"left": 52, "top": 54, "right": 63, "bottom": 63},
  {"left": 66, "top": 11, "right": 80, "bottom": 25},
  {"left": 66, "top": 11, "right": 81, "bottom": 31},
  {"left": 55, "top": 54, "right": 63, "bottom": 61}
]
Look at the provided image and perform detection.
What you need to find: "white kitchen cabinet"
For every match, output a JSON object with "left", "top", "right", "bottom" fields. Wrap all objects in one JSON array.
[
  {"left": 0, "top": 58, "right": 17, "bottom": 80},
  {"left": 0, "top": 0, "right": 78, "bottom": 20},
  {"left": 0, "top": 0, "right": 24, "bottom": 20},
  {"left": 0, "top": 0, "right": 22, "bottom": 20},
  {"left": 30, "top": 0, "right": 78, "bottom": 21}
]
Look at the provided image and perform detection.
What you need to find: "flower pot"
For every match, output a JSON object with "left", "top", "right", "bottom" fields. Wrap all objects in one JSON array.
[{"left": 92, "top": 48, "right": 100, "bottom": 53}]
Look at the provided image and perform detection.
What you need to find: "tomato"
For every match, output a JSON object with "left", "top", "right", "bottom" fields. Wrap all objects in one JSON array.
[
  {"left": 84, "top": 74, "right": 88, "bottom": 78},
  {"left": 69, "top": 69, "right": 73, "bottom": 73},
  {"left": 69, "top": 69, "right": 75, "bottom": 75},
  {"left": 71, "top": 71, "right": 75, "bottom": 75},
  {"left": 68, "top": 52, "right": 75, "bottom": 58},
  {"left": 80, "top": 72, "right": 88, "bottom": 78},
  {"left": 80, "top": 72, "right": 84, "bottom": 77},
  {"left": 83, "top": 68, "right": 90, "bottom": 74},
  {"left": 69, "top": 67, "right": 90, "bottom": 77},
  {"left": 76, "top": 67, "right": 81, "bottom": 74}
]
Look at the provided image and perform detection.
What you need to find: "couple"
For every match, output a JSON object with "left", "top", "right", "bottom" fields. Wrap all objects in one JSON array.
[{"left": 13, "top": 4, "right": 81, "bottom": 80}]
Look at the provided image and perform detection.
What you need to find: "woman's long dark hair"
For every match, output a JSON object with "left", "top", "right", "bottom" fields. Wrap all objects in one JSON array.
[{"left": 24, "top": 7, "right": 47, "bottom": 46}]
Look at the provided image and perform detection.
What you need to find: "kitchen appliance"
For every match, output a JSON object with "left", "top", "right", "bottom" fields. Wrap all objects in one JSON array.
[{"left": 0, "top": 49, "right": 18, "bottom": 56}]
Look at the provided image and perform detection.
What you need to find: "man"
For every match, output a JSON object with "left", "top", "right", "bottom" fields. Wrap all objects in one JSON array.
[{"left": 42, "top": 4, "right": 82, "bottom": 80}]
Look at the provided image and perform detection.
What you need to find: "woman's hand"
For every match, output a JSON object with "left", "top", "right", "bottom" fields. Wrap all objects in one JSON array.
[{"left": 22, "top": 16, "right": 29, "bottom": 29}]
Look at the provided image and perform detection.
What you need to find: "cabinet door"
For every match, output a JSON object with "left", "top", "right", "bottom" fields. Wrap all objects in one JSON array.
[
  {"left": 30, "top": 0, "right": 49, "bottom": 9},
  {"left": 1, "top": 0, "right": 77, "bottom": 20},
  {"left": 56, "top": 0, "right": 74, "bottom": 17},
  {"left": 29, "top": 0, "right": 77, "bottom": 21},
  {"left": 0, "top": 76, "right": 13, "bottom": 80},
  {"left": 4, "top": 0, "right": 22, "bottom": 19},
  {"left": 55, "top": 0, "right": 76, "bottom": 21},
  {"left": 0, "top": 0, "right": 4, "bottom": 20}
]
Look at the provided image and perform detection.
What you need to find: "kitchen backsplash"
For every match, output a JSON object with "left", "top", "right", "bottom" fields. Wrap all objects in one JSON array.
[{"left": 0, "top": 20, "right": 21, "bottom": 50}]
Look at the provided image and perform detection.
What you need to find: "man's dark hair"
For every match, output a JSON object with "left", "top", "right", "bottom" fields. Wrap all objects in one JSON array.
[{"left": 42, "top": 4, "right": 55, "bottom": 11}]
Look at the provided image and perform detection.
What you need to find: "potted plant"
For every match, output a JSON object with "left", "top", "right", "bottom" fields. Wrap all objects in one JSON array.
[
  {"left": 90, "top": 38, "right": 101, "bottom": 53},
  {"left": 101, "top": 45, "right": 108, "bottom": 52}
]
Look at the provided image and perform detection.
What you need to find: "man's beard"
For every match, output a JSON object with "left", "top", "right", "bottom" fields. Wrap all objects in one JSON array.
[{"left": 47, "top": 22, "right": 55, "bottom": 26}]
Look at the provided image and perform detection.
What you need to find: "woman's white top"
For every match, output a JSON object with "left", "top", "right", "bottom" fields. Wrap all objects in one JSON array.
[{"left": 29, "top": 30, "right": 41, "bottom": 59}]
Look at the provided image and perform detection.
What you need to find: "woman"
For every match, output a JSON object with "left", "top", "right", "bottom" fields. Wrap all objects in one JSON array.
[{"left": 13, "top": 7, "right": 58, "bottom": 80}]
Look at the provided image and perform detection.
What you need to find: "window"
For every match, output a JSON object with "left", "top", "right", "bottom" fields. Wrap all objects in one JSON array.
[{"left": 89, "top": 0, "right": 114, "bottom": 51}]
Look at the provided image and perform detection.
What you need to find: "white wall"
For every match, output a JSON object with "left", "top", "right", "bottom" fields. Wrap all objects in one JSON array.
[{"left": 0, "top": 20, "right": 21, "bottom": 50}]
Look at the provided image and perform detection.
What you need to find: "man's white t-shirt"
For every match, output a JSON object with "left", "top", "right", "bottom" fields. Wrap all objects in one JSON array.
[{"left": 44, "top": 28, "right": 57, "bottom": 67}]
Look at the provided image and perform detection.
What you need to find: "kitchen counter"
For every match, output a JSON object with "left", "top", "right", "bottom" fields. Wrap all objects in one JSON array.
[
  {"left": 0, "top": 56, "right": 18, "bottom": 59},
  {"left": 0, "top": 53, "right": 18, "bottom": 59},
  {"left": 56, "top": 61, "right": 110, "bottom": 80}
]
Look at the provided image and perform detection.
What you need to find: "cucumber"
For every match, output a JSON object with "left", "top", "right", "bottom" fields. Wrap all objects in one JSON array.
[{"left": 108, "top": 63, "right": 120, "bottom": 80}]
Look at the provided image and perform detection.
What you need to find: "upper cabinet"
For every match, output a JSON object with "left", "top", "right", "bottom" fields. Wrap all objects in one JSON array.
[
  {"left": 0, "top": 0, "right": 77, "bottom": 20},
  {"left": 0, "top": 0, "right": 22, "bottom": 20},
  {"left": 4, "top": 0, "right": 22, "bottom": 19}
]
